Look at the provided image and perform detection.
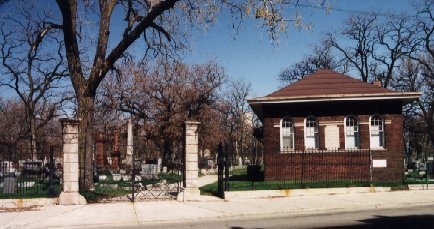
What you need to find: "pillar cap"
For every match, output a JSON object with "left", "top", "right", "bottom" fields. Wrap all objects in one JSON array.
[
  {"left": 60, "top": 118, "right": 80, "bottom": 125},
  {"left": 185, "top": 121, "right": 201, "bottom": 125}
]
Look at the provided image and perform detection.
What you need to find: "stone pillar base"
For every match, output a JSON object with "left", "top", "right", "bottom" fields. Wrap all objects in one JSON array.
[
  {"left": 177, "top": 187, "right": 200, "bottom": 202},
  {"left": 58, "top": 192, "right": 87, "bottom": 205}
]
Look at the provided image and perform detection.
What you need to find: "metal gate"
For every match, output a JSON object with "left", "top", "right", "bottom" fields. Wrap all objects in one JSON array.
[
  {"left": 93, "top": 141, "right": 183, "bottom": 202},
  {"left": 128, "top": 152, "right": 183, "bottom": 202}
]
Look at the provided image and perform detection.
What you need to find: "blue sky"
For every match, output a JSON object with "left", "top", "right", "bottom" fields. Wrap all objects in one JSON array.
[
  {"left": 0, "top": 0, "right": 418, "bottom": 99},
  {"left": 183, "top": 0, "right": 417, "bottom": 97}
]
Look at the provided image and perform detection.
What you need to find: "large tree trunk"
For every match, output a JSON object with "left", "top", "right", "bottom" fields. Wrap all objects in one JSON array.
[
  {"left": 77, "top": 95, "right": 95, "bottom": 190},
  {"left": 27, "top": 102, "right": 38, "bottom": 160}
]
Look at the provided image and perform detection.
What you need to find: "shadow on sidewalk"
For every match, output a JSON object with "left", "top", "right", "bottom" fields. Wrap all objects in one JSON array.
[
  {"left": 318, "top": 214, "right": 434, "bottom": 229},
  {"left": 227, "top": 214, "right": 434, "bottom": 229}
]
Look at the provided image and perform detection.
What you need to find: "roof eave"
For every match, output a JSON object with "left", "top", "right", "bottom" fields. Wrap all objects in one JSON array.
[
  {"left": 247, "top": 92, "right": 421, "bottom": 121},
  {"left": 248, "top": 92, "right": 421, "bottom": 104}
]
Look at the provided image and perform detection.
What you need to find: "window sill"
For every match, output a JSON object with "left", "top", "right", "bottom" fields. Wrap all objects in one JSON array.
[
  {"left": 279, "top": 150, "right": 295, "bottom": 154},
  {"left": 370, "top": 148, "right": 387, "bottom": 151}
]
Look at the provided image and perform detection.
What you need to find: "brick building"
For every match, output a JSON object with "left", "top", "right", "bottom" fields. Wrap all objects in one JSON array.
[{"left": 248, "top": 69, "right": 420, "bottom": 183}]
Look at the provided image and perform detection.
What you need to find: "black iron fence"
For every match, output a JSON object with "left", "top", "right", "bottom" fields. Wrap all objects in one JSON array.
[
  {"left": 0, "top": 145, "right": 62, "bottom": 198},
  {"left": 218, "top": 146, "right": 375, "bottom": 192},
  {"left": 404, "top": 154, "right": 434, "bottom": 186}
]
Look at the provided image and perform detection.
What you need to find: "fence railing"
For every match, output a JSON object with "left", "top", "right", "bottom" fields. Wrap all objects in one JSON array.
[
  {"left": 224, "top": 149, "right": 373, "bottom": 191},
  {"left": 0, "top": 145, "right": 62, "bottom": 198}
]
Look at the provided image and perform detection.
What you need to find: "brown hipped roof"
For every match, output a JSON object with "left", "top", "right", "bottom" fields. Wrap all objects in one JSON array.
[
  {"left": 248, "top": 69, "right": 421, "bottom": 119},
  {"left": 266, "top": 69, "right": 394, "bottom": 97}
]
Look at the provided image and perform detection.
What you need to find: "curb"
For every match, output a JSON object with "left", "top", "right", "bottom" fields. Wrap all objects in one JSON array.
[
  {"left": 0, "top": 198, "right": 58, "bottom": 209},
  {"left": 408, "top": 184, "right": 434, "bottom": 190},
  {"left": 224, "top": 187, "right": 392, "bottom": 200}
]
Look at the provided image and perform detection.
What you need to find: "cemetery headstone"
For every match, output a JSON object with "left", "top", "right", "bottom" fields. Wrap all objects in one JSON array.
[
  {"left": 112, "top": 174, "right": 121, "bottom": 181},
  {"left": 141, "top": 163, "right": 158, "bottom": 179},
  {"left": 3, "top": 177, "right": 17, "bottom": 194}
]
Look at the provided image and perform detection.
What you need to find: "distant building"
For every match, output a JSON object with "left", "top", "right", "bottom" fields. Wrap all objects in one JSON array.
[{"left": 248, "top": 69, "right": 420, "bottom": 183}]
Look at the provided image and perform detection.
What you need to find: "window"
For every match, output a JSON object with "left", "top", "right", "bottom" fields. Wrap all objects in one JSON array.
[
  {"left": 345, "top": 116, "right": 359, "bottom": 149},
  {"left": 304, "top": 116, "right": 319, "bottom": 149},
  {"left": 370, "top": 115, "right": 385, "bottom": 149},
  {"left": 280, "top": 117, "right": 294, "bottom": 152}
]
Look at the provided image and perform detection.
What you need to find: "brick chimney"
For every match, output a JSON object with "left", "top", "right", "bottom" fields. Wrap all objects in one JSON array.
[{"left": 373, "top": 80, "right": 382, "bottom": 87}]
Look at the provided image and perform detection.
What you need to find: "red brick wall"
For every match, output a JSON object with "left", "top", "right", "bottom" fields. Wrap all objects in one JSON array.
[
  {"left": 262, "top": 100, "right": 404, "bottom": 183},
  {"left": 264, "top": 151, "right": 371, "bottom": 182}
]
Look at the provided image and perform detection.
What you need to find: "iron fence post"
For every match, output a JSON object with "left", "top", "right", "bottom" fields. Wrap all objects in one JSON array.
[
  {"left": 369, "top": 150, "right": 373, "bottom": 187},
  {"left": 301, "top": 149, "right": 305, "bottom": 188},
  {"left": 224, "top": 143, "right": 230, "bottom": 192},
  {"left": 217, "top": 143, "right": 223, "bottom": 198},
  {"left": 426, "top": 154, "right": 429, "bottom": 190},
  {"left": 48, "top": 145, "right": 54, "bottom": 197},
  {"left": 132, "top": 149, "right": 135, "bottom": 203}
]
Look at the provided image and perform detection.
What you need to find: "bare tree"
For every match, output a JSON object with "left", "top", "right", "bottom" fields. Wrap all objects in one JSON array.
[
  {"left": 50, "top": 0, "right": 329, "bottom": 189},
  {"left": 220, "top": 79, "right": 252, "bottom": 163},
  {"left": 100, "top": 60, "right": 225, "bottom": 165},
  {"left": 327, "top": 14, "right": 377, "bottom": 83},
  {"left": 393, "top": 58, "right": 430, "bottom": 155},
  {"left": 329, "top": 13, "right": 420, "bottom": 87},
  {"left": 371, "top": 16, "right": 420, "bottom": 88},
  {"left": 0, "top": 3, "right": 70, "bottom": 159},
  {"left": 406, "top": 0, "right": 434, "bottom": 150},
  {"left": 0, "top": 98, "right": 28, "bottom": 148},
  {"left": 278, "top": 42, "right": 342, "bottom": 85}
]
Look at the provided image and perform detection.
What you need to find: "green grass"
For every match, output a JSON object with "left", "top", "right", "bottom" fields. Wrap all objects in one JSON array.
[
  {"left": 199, "top": 179, "right": 408, "bottom": 196},
  {"left": 80, "top": 187, "right": 131, "bottom": 203},
  {"left": 404, "top": 178, "right": 434, "bottom": 184},
  {"left": 230, "top": 167, "right": 248, "bottom": 176}
]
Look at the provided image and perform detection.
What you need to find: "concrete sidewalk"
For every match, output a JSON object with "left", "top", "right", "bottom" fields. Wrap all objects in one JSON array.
[{"left": 1, "top": 190, "right": 434, "bottom": 229}]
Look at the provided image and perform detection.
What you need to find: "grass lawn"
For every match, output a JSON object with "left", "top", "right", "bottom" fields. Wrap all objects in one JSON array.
[
  {"left": 0, "top": 181, "right": 61, "bottom": 199},
  {"left": 200, "top": 171, "right": 411, "bottom": 196},
  {"left": 80, "top": 187, "right": 131, "bottom": 203},
  {"left": 404, "top": 178, "right": 434, "bottom": 184},
  {"left": 200, "top": 180, "right": 376, "bottom": 195}
]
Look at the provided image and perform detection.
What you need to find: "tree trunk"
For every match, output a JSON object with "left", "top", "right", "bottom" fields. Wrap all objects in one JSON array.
[
  {"left": 162, "top": 140, "right": 172, "bottom": 168},
  {"left": 77, "top": 95, "right": 95, "bottom": 190},
  {"left": 27, "top": 102, "right": 38, "bottom": 160}
]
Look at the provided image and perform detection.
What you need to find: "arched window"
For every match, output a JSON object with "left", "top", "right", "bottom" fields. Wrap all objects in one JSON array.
[
  {"left": 370, "top": 115, "right": 385, "bottom": 149},
  {"left": 304, "top": 116, "right": 319, "bottom": 149},
  {"left": 345, "top": 116, "right": 359, "bottom": 149},
  {"left": 280, "top": 117, "right": 294, "bottom": 152}
]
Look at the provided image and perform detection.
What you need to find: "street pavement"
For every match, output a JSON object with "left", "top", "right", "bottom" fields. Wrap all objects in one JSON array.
[{"left": 1, "top": 189, "right": 434, "bottom": 229}]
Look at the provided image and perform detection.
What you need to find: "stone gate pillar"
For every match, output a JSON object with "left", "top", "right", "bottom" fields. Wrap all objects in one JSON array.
[
  {"left": 58, "top": 118, "right": 86, "bottom": 205},
  {"left": 177, "top": 121, "right": 200, "bottom": 201}
]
